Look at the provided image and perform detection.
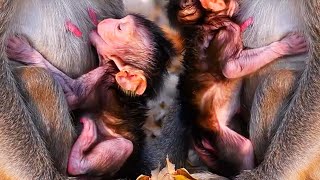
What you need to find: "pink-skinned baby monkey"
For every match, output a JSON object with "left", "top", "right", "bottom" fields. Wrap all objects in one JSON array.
[
  {"left": 168, "top": 0, "right": 308, "bottom": 177},
  {"left": 7, "top": 14, "right": 174, "bottom": 178}
]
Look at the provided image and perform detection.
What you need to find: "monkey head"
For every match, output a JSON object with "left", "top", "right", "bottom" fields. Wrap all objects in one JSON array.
[
  {"left": 90, "top": 14, "right": 174, "bottom": 98},
  {"left": 167, "top": 0, "right": 205, "bottom": 27}
]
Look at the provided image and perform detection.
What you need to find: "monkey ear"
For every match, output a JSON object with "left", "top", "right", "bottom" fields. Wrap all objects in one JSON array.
[{"left": 206, "top": 0, "right": 227, "bottom": 12}]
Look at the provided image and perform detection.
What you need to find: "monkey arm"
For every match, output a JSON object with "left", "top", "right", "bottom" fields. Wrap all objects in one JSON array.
[
  {"left": 222, "top": 33, "right": 308, "bottom": 79},
  {"left": 6, "top": 36, "right": 108, "bottom": 110}
]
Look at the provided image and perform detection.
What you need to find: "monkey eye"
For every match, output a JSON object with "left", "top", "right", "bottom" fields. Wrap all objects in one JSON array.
[{"left": 117, "top": 24, "right": 122, "bottom": 31}]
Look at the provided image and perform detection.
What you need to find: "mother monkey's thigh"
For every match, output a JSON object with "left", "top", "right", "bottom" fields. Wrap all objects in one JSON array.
[{"left": 237, "top": 0, "right": 320, "bottom": 179}]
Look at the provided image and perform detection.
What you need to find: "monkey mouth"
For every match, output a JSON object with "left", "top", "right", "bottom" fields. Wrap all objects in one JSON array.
[{"left": 178, "top": 7, "right": 201, "bottom": 24}]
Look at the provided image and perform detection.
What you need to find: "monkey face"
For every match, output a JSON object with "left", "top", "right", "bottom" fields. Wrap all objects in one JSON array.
[{"left": 97, "top": 15, "right": 136, "bottom": 46}]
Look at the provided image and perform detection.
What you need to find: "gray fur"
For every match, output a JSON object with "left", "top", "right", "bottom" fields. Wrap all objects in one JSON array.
[
  {"left": 0, "top": 1, "right": 188, "bottom": 179},
  {"left": 236, "top": 0, "right": 320, "bottom": 179},
  {"left": 140, "top": 102, "right": 189, "bottom": 174},
  {"left": 9, "top": 0, "right": 124, "bottom": 78},
  {"left": 0, "top": 0, "right": 124, "bottom": 179}
]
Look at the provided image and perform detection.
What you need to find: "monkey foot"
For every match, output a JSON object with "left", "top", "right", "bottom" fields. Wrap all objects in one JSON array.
[
  {"left": 193, "top": 129, "right": 254, "bottom": 176},
  {"left": 6, "top": 36, "right": 44, "bottom": 66},
  {"left": 115, "top": 67, "right": 147, "bottom": 96}
]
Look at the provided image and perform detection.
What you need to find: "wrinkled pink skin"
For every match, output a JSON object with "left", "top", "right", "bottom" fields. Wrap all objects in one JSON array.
[
  {"left": 67, "top": 117, "right": 133, "bottom": 176},
  {"left": 6, "top": 14, "right": 141, "bottom": 177}
]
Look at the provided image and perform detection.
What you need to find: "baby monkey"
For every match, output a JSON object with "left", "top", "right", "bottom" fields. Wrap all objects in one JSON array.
[
  {"left": 168, "top": 0, "right": 308, "bottom": 176},
  {"left": 7, "top": 14, "right": 173, "bottom": 177}
]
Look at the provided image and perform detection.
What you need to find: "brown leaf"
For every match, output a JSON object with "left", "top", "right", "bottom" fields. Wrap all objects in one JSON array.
[{"left": 137, "top": 157, "right": 198, "bottom": 180}]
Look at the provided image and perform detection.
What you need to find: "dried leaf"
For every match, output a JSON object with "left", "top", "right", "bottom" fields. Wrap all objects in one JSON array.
[
  {"left": 166, "top": 156, "right": 176, "bottom": 174},
  {"left": 174, "top": 169, "right": 197, "bottom": 180},
  {"left": 137, "top": 175, "right": 151, "bottom": 180},
  {"left": 137, "top": 157, "right": 198, "bottom": 180}
]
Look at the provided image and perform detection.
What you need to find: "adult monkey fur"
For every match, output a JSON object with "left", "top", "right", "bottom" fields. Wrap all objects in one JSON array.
[
  {"left": 6, "top": 13, "right": 180, "bottom": 177},
  {"left": 168, "top": 0, "right": 320, "bottom": 179},
  {"left": 236, "top": 0, "right": 320, "bottom": 179},
  {"left": 0, "top": 0, "right": 188, "bottom": 179}
]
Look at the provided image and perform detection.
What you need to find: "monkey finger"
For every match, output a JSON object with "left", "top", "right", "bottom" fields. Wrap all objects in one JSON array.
[
  {"left": 6, "top": 36, "right": 29, "bottom": 50},
  {"left": 293, "top": 45, "right": 309, "bottom": 54}
]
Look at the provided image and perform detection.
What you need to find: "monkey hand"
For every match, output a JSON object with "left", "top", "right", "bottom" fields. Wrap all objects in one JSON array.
[
  {"left": 272, "top": 32, "right": 308, "bottom": 56},
  {"left": 115, "top": 66, "right": 147, "bottom": 96},
  {"left": 6, "top": 36, "right": 46, "bottom": 67},
  {"left": 178, "top": 0, "right": 202, "bottom": 24}
]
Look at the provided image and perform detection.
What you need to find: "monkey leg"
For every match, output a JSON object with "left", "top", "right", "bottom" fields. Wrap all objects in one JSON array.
[
  {"left": 194, "top": 126, "right": 254, "bottom": 176},
  {"left": 237, "top": 71, "right": 320, "bottom": 180},
  {"left": 7, "top": 36, "right": 115, "bottom": 109},
  {"left": 248, "top": 70, "right": 299, "bottom": 164},
  {"left": 11, "top": 65, "right": 76, "bottom": 176},
  {"left": 68, "top": 117, "right": 133, "bottom": 176}
]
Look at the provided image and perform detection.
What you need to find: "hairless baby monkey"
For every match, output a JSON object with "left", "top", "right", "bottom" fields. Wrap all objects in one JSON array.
[
  {"left": 7, "top": 14, "right": 174, "bottom": 178},
  {"left": 168, "top": 0, "right": 308, "bottom": 176}
]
